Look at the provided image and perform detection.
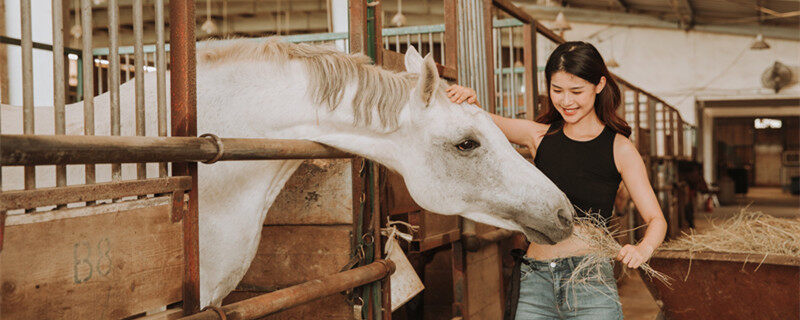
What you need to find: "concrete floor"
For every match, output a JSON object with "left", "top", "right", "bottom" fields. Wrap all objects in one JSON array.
[{"left": 617, "top": 187, "right": 799, "bottom": 320}]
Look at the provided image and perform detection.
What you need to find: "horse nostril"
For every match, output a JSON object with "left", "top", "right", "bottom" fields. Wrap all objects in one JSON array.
[{"left": 557, "top": 208, "right": 573, "bottom": 227}]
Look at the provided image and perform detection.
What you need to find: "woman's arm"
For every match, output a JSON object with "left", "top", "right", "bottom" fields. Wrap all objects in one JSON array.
[
  {"left": 446, "top": 85, "right": 545, "bottom": 148},
  {"left": 613, "top": 136, "right": 667, "bottom": 269}
]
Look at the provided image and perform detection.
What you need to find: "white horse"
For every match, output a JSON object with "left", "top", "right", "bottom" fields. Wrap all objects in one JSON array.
[{"left": 1, "top": 39, "right": 574, "bottom": 307}]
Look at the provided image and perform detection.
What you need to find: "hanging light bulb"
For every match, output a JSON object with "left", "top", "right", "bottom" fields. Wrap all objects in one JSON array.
[
  {"left": 391, "top": 0, "right": 407, "bottom": 27},
  {"left": 201, "top": 0, "right": 218, "bottom": 35},
  {"left": 750, "top": 33, "right": 770, "bottom": 50},
  {"left": 605, "top": 57, "right": 619, "bottom": 68},
  {"left": 552, "top": 11, "right": 571, "bottom": 32},
  {"left": 70, "top": 0, "right": 81, "bottom": 41}
]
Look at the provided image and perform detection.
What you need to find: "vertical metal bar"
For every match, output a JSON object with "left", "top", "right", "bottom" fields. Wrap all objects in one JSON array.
[
  {"left": 52, "top": 0, "right": 67, "bottom": 196},
  {"left": 97, "top": 57, "right": 104, "bottom": 95},
  {"left": 134, "top": 0, "right": 146, "bottom": 180},
  {"left": 395, "top": 34, "right": 399, "bottom": 51},
  {"left": 81, "top": 0, "right": 96, "bottom": 189},
  {"left": 509, "top": 27, "right": 516, "bottom": 118},
  {"left": 384, "top": 36, "right": 388, "bottom": 50},
  {"left": 124, "top": 54, "right": 131, "bottom": 81},
  {"left": 21, "top": 0, "right": 35, "bottom": 202},
  {"left": 523, "top": 23, "right": 536, "bottom": 121},
  {"left": 494, "top": 27, "right": 501, "bottom": 113},
  {"left": 170, "top": 0, "right": 200, "bottom": 314},
  {"left": 417, "top": 33, "right": 422, "bottom": 55},
  {"left": 156, "top": 0, "right": 168, "bottom": 178},
  {"left": 440, "top": 32, "right": 445, "bottom": 66},
  {"left": 496, "top": 28, "right": 503, "bottom": 116},
  {"left": 427, "top": 32, "right": 433, "bottom": 62},
  {"left": 109, "top": 0, "right": 122, "bottom": 182}
]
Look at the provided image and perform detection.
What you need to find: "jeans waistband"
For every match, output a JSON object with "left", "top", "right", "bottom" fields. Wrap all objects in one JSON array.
[{"left": 521, "top": 255, "right": 588, "bottom": 271}]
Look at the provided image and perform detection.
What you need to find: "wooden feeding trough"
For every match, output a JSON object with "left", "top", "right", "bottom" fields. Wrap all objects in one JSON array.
[{"left": 640, "top": 250, "right": 800, "bottom": 320}]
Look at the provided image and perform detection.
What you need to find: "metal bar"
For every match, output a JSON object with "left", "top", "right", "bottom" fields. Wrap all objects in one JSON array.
[
  {"left": 179, "top": 260, "right": 395, "bottom": 320},
  {"left": 509, "top": 26, "right": 516, "bottom": 117},
  {"left": 81, "top": 0, "right": 96, "bottom": 188},
  {"left": 523, "top": 23, "right": 536, "bottom": 121},
  {"left": 21, "top": 0, "right": 35, "bottom": 194},
  {"left": 156, "top": 0, "right": 168, "bottom": 178},
  {"left": 124, "top": 54, "right": 131, "bottom": 81},
  {"left": 427, "top": 31, "right": 433, "bottom": 62},
  {"left": 0, "top": 177, "right": 192, "bottom": 211},
  {"left": 417, "top": 33, "right": 422, "bottom": 55},
  {"left": 134, "top": 0, "right": 146, "bottom": 180},
  {"left": 0, "top": 35, "right": 81, "bottom": 55},
  {"left": 2, "top": 135, "right": 345, "bottom": 165},
  {"left": 494, "top": 28, "right": 502, "bottom": 113},
  {"left": 51, "top": 0, "right": 67, "bottom": 195},
  {"left": 440, "top": 32, "right": 445, "bottom": 66},
  {"left": 109, "top": 0, "right": 122, "bottom": 182},
  {"left": 169, "top": 0, "right": 200, "bottom": 314}
]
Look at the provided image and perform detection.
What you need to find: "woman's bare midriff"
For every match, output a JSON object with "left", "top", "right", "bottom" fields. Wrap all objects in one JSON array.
[{"left": 525, "top": 225, "right": 594, "bottom": 260}]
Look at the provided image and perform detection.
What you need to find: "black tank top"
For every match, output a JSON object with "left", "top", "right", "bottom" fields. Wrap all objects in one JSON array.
[{"left": 534, "top": 122, "right": 622, "bottom": 227}]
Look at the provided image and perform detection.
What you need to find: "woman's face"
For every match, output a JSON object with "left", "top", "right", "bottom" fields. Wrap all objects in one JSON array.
[{"left": 549, "top": 71, "right": 606, "bottom": 124}]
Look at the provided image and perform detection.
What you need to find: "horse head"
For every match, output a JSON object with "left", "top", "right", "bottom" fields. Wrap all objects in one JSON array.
[{"left": 378, "top": 47, "right": 574, "bottom": 244}]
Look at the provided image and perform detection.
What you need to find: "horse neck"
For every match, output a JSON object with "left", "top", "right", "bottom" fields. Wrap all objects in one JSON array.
[{"left": 198, "top": 60, "right": 406, "bottom": 172}]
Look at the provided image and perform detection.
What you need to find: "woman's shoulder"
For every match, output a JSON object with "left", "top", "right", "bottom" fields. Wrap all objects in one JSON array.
[{"left": 612, "top": 133, "right": 642, "bottom": 172}]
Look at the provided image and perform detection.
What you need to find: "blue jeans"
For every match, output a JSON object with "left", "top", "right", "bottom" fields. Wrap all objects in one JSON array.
[{"left": 515, "top": 255, "right": 623, "bottom": 320}]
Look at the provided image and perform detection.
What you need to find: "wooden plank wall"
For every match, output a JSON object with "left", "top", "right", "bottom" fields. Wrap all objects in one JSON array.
[
  {"left": 222, "top": 159, "right": 355, "bottom": 319},
  {"left": 1, "top": 198, "right": 183, "bottom": 319}
]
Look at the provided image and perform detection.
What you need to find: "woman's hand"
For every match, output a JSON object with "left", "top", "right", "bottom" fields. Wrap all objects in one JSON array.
[
  {"left": 446, "top": 85, "right": 478, "bottom": 104},
  {"left": 615, "top": 244, "right": 654, "bottom": 269}
]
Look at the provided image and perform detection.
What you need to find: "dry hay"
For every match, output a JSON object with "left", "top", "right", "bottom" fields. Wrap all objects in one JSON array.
[
  {"left": 565, "top": 212, "right": 671, "bottom": 299},
  {"left": 660, "top": 208, "right": 800, "bottom": 258}
]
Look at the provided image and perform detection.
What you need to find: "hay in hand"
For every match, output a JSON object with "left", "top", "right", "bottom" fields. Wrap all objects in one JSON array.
[
  {"left": 568, "top": 211, "right": 671, "bottom": 291},
  {"left": 660, "top": 208, "right": 800, "bottom": 258}
]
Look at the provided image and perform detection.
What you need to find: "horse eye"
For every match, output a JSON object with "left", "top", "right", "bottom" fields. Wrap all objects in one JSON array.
[{"left": 456, "top": 139, "right": 480, "bottom": 151}]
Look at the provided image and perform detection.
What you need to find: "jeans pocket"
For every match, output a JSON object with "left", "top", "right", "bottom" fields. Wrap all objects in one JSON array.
[{"left": 520, "top": 264, "right": 532, "bottom": 281}]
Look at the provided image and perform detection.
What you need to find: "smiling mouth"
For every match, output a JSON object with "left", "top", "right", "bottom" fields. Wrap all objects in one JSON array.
[{"left": 562, "top": 107, "right": 579, "bottom": 116}]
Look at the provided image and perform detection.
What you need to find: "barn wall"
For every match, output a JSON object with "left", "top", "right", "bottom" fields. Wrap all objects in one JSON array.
[{"left": 537, "top": 20, "right": 800, "bottom": 125}]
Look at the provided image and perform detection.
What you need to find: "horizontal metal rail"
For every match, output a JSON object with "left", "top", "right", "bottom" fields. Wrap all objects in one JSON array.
[
  {"left": 180, "top": 260, "right": 395, "bottom": 320},
  {"left": 1, "top": 134, "right": 353, "bottom": 166},
  {"left": 0, "top": 35, "right": 82, "bottom": 56},
  {"left": 3, "top": 135, "right": 535, "bottom": 166}
]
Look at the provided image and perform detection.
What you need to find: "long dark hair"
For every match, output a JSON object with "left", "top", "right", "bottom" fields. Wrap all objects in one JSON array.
[{"left": 535, "top": 41, "right": 631, "bottom": 138}]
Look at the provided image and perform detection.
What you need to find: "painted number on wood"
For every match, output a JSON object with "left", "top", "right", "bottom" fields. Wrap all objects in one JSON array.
[{"left": 73, "top": 238, "right": 112, "bottom": 284}]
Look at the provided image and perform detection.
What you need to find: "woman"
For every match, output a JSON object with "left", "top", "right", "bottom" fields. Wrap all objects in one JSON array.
[{"left": 446, "top": 41, "right": 667, "bottom": 319}]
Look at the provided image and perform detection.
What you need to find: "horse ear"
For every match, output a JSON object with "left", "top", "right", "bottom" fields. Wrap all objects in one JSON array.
[
  {"left": 416, "top": 53, "right": 439, "bottom": 106},
  {"left": 404, "top": 45, "right": 423, "bottom": 74}
]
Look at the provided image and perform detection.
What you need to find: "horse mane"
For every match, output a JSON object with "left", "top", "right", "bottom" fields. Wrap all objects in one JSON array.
[{"left": 197, "top": 38, "right": 417, "bottom": 130}]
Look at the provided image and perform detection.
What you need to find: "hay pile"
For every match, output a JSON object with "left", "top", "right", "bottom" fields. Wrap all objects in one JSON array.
[{"left": 660, "top": 209, "right": 800, "bottom": 257}]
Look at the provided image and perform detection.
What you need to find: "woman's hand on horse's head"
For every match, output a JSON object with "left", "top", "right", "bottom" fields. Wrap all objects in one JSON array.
[{"left": 446, "top": 85, "right": 478, "bottom": 105}]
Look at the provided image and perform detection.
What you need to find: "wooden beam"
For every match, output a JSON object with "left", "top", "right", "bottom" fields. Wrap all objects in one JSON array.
[
  {"left": 491, "top": 0, "right": 534, "bottom": 23},
  {"left": 516, "top": 4, "right": 800, "bottom": 40},
  {"left": 0, "top": 177, "right": 191, "bottom": 211}
]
